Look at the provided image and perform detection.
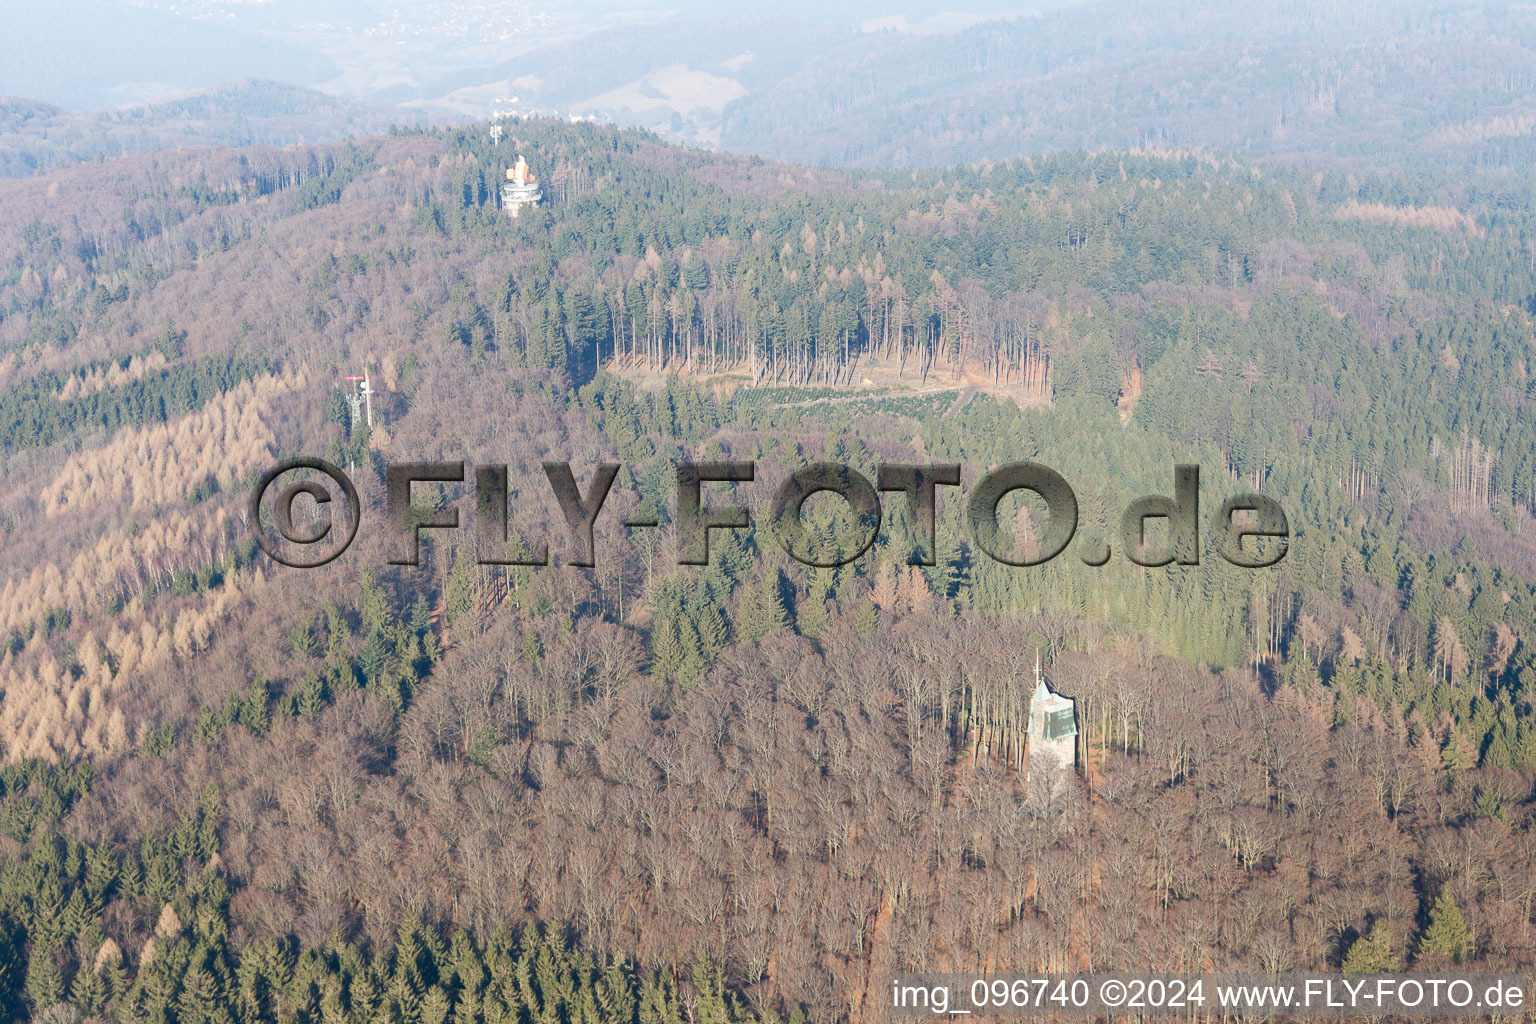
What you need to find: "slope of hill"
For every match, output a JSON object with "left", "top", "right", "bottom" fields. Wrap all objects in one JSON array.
[
  {"left": 0, "top": 120, "right": 1534, "bottom": 1020},
  {"left": 10, "top": 0, "right": 1536, "bottom": 173},
  {"left": 279, "top": 0, "right": 1536, "bottom": 169},
  {"left": 0, "top": 97, "right": 65, "bottom": 133},
  {"left": 0, "top": 80, "right": 442, "bottom": 178},
  {"left": 719, "top": 0, "right": 1536, "bottom": 168}
]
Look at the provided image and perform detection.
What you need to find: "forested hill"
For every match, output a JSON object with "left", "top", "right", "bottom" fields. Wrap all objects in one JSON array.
[
  {"left": 0, "top": 81, "right": 437, "bottom": 179},
  {"left": 0, "top": 120, "right": 1535, "bottom": 1021},
  {"left": 717, "top": 0, "right": 1536, "bottom": 169}
]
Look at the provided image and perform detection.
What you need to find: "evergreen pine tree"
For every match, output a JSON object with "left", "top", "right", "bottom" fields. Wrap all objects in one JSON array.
[
  {"left": 359, "top": 631, "right": 391, "bottom": 685},
  {"left": 243, "top": 677, "right": 270, "bottom": 736},
  {"left": 676, "top": 619, "right": 707, "bottom": 689},
  {"left": 421, "top": 985, "right": 453, "bottom": 1024},
  {"left": 1440, "top": 732, "right": 1475, "bottom": 777},
  {"left": 70, "top": 954, "right": 107, "bottom": 1015},
  {"left": 737, "top": 572, "right": 789, "bottom": 644},
  {"left": 297, "top": 673, "right": 326, "bottom": 717},
  {"left": 444, "top": 543, "right": 481, "bottom": 628},
  {"left": 597, "top": 961, "right": 636, "bottom": 1024},
  {"left": 696, "top": 604, "right": 728, "bottom": 659},
  {"left": 650, "top": 619, "right": 685, "bottom": 682},
  {"left": 360, "top": 569, "right": 393, "bottom": 638},
  {"left": 521, "top": 631, "right": 543, "bottom": 665},
  {"left": 448, "top": 929, "right": 484, "bottom": 996},
  {"left": 691, "top": 954, "right": 728, "bottom": 1024},
  {"left": 177, "top": 964, "right": 222, "bottom": 1024},
  {"left": 83, "top": 844, "right": 118, "bottom": 901},
  {"left": 411, "top": 596, "right": 433, "bottom": 633},
  {"left": 325, "top": 604, "right": 351, "bottom": 663},
  {"left": 854, "top": 598, "right": 879, "bottom": 635},
  {"left": 1342, "top": 922, "right": 1402, "bottom": 972},
  {"left": 289, "top": 621, "right": 319, "bottom": 659},
  {"left": 23, "top": 942, "right": 63, "bottom": 1012},
  {"left": 798, "top": 571, "right": 832, "bottom": 637},
  {"left": 319, "top": 976, "right": 348, "bottom": 1024},
  {"left": 1417, "top": 891, "right": 1474, "bottom": 964}
]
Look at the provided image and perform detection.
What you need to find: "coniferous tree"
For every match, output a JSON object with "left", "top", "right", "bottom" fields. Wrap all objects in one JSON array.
[
  {"left": 737, "top": 573, "right": 789, "bottom": 644},
  {"left": 24, "top": 941, "right": 63, "bottom": 1012},
  {"left": 650, "top": 619, "right": 685, "bottom": 682},
  {"left": 797, "top": 571, "right": 833, "bottom": 638},
  {"left": 1417, "top": 892, "right": 1474, "bottom": 964},
  {"left": 444, "top": 542, "right": 481, "bottom": 628},
  {"left": 854, "top": 598, "right": 879, "bottom": 635},
  {"left": 1342, "top": 923, "right": 1402, "bottom": 972},
  {"left": 242, "top": 677, "right": 270, "bottom": 736}
]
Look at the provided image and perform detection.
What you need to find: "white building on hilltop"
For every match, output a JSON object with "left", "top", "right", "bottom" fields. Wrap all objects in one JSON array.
[
  {"left": 502, "top": 155, "right": 543, "bottom": 218},
  {"left": 1026, "top": 655, "right": 1077, "bottom": 779}
]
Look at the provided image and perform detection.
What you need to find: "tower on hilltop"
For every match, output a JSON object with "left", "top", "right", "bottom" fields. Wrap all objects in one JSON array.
[
  {"left": 502, "top": 155, "right": 543, "bottom": 218},
  {"left": 1026, "top": 653, "right": 1077, "bottom": 779},
  {"left": 339, "top": 366, "right": 374, "bottom": 435}
]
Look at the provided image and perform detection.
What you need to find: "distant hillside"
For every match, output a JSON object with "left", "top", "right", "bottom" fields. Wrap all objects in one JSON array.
[
  {"left": 8, "top": 0, "right": 1535, "bottom": 171},
  {"left": 0, "top": 80, "right": 444, "bottom": 178},
  {"left": 719, "top": 0, "right": 1536, "bottom": 168},
  {"left": 359, "top": 0, "right": 1536, "bottom": 171},
  {"left": 0, "top": 97, "right": 64, "bottom": 134}
]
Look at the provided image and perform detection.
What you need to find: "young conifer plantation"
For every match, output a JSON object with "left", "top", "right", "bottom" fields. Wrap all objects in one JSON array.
[{"left": 0, "top": 103, "right": 1535, "bottom": 1022}]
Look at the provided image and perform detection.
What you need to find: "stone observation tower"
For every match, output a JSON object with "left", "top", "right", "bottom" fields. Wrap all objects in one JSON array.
[
  {"left": 502, "top": 155, "right": 543, "bottom": 218},
  {"left": 1027, "top": 654, "right": 1077, "bottom": 778}
]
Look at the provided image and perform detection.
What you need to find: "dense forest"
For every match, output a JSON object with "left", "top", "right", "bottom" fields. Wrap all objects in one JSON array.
[{"left": 0, "top": 111, "right": 1535, "bottom": 1022}]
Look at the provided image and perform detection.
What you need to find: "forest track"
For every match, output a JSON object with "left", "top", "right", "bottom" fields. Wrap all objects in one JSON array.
[{"left": 942, "top": 387, "right": 979, "bottom": 418}]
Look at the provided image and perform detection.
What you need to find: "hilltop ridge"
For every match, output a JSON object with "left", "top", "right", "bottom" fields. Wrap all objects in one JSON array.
[{"left": 0, "top": 80, "right": 442, "bottom": 179}]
